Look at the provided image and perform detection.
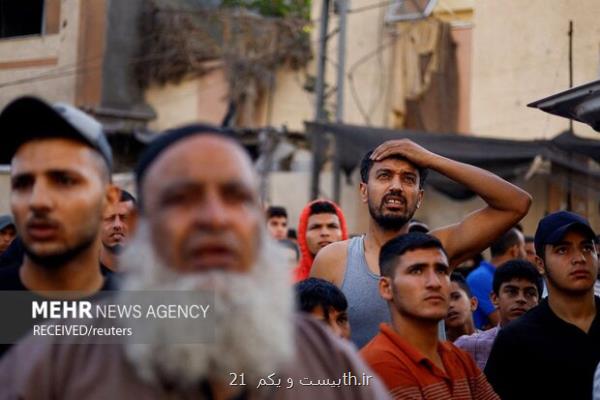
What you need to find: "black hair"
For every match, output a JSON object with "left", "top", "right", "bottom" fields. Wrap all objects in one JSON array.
[
  {"left": 450, "top": 272, "right": 473, "bottom": 297},
  {"left": 408, "top": 219, "right": 429, "bottom": 233},
  {"left": 295, "top": 278, "right": 348, "bottom": 320},
  {"left": 379, "top": 232, "right": 447, "bottom": 278},
  {"left": 525, "top": 235, "right": 534, "bottom": 244},
  {"left": 493, "top": 259, "right": 543, "bottom": 296},
  {"left": 309, "top": 201, "right": 337, "bottom": 216},
  {"left": 359, "top": 149, "right": 428, "bottom": 188},
  {"left": 287, "top": 228, "right": 297, "bottom": 240},
  {"left": 266, "top": 206, "right": 287, "bottom": 219},
  {"left": 490, "top": 228, "right": 521, "bottom": 258},
  {"left": 119, "top": 189, "right": 137, "bottom": 205}
]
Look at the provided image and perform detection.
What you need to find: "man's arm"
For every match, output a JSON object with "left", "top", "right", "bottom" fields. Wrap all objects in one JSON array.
[
  {"left": 371, "top": 140, "right": 531, "bottom": 266},
  {"left": 310, "top": 241, "right": 348, "bottom": 287}
]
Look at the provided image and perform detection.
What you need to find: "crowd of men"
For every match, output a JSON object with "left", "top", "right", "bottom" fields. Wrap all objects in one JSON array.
[{"left": 0, "top": 95, "right": 598, "bottom": 399}]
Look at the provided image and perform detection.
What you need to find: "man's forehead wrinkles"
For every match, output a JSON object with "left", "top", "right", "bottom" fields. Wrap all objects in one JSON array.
[{"left": 375, "top": 158, "right": 417, "bottom": 169}]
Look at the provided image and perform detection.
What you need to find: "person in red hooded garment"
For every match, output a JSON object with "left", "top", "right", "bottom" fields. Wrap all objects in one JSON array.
[{"left": 293, "top": 200, "right": 348, "bottom": 282}]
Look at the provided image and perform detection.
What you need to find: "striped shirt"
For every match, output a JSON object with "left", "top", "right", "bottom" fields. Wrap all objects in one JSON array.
[
  {"left": 361, "top": 324, "right": 499, "bottom": 400},
  {"left": 454, "top": 326, "right": 500, "bottom": 371}
]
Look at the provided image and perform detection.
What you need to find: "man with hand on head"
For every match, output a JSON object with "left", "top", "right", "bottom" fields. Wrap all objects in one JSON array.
[
  {"left": 311, "top": 139, "right": 531, "bottom": 348},
  {"left": 0, "top": 124, "right": 389, "bottom": 399}
]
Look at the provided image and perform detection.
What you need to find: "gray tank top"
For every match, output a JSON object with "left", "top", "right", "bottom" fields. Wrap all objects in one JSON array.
[
  {"left": 341, "top": 235, "right": 446, "bottom": 349},
  {"left": 341, "top": 236, "right": 390, "bottom": 348}
]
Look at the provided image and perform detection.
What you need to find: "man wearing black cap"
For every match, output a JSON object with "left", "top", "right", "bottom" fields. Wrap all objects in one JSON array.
[
  {"left": 485, "top": 211, "right": 600, "bottom": 400},
  {"left": 0, "top": 96, "right": 121, "bottom": 356},
  {"left": 0, "top": 215, "right": 16, "bottom": 256},
  {"left": 0, "top": 97, "right": 119, "bottom": 340},
  {"left": 0, "top": 96, "right": 118, "bottom": 293},
  {"left": 0, "top": 123, "right": 387, "bottom": 399}
]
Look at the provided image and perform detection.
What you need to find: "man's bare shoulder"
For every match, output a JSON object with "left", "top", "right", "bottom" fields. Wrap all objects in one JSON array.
[{"left": 309, "top": 240, "right": 350, "bottom": 287}]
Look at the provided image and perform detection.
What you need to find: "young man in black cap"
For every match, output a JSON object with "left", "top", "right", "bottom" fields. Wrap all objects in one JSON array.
[
  {"left": 485, "top": 211, "right": 600, "bottom": 400},
  {"left": 0, "top": 96, "right": 119, "bottom": 292},
  {"left": 0, "top": 96, "right": 120, "bottom": 354}
]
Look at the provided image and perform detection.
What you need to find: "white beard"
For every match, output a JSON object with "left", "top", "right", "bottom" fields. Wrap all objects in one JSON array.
[{"left": 118, "top": 221, "right": 295, "bottom": 390}]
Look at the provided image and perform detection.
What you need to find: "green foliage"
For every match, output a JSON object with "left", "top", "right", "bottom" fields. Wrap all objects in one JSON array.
[{"left": 221, "top": 0, "right": 311, "bottom": 19}]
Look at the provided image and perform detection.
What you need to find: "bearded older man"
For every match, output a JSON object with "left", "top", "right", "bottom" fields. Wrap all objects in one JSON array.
[{"left": 0, "top": 124, "right": 388, "bottom": 400}]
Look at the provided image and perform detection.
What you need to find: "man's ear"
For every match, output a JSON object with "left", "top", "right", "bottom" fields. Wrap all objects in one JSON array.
[
  {"left": 470, "top": 295, "right": 478, "bottom": 312},
  {"left": 510, "top": 244, "right": 521, "bottom": 259},
  {"left": 379, "top": 277, "right": 393, "bottom": 301},
  {"left": 416, "top": 189, "right": 424, "bottom": 209},
  {"left": 359, "top": 182, "right": 368, "bottom": 204},
  {"left": 491, "top": 292, "right": 499, "bottom": 308},
  {"left": 534, "top": 255, "right": 546, "bottom": 276}
]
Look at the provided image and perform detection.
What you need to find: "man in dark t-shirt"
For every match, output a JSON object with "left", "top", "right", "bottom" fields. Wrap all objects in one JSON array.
[
  {"left": 0, "top": 96, "right": 121, "bottom": 356},
  {"left": 485, "top": 211, "right": 600, "bottom": 399}
]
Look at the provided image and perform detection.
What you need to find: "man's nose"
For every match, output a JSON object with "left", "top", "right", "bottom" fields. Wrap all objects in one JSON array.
[
  {"left": 572, "top": 248, "right": 587, "bottom": 264},
  {"left": 113, "top": 216, "right": 124, "bottom": 231},
  {"left": 424, "top": 269, "right": 442, "bottom": 289},
  {"left": 29, "top": 180, "right": 53, "bottom": 212},
  {"left": 389, "top": 175, "right": 404, "bottom": 191},
  {"left": 515, "top": 291, "right": 527, "bottom": 304},
  {"left": 195, "top": 191, "right": 228, "bottom": 229}
]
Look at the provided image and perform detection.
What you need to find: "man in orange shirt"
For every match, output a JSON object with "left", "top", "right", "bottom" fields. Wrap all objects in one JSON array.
[{"left": 361, "top": 232, "right": 498, "bottom": 399}]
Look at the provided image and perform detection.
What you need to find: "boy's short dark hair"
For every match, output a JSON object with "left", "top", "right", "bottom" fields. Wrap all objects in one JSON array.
[
  {"left": 359, "top": 149, "right": 428, "bottom": 188},
  {"left": 493, "top": 259, "right": 543, "bottom": 296},
  {"left": 379, "top": 232, "right": 447, "bottom": 278},
  {"left": 295, "top": 278, "right": 348, "bottom": 321},
  {"left": 309, "top": 201, "right": 337, "bottom": 217},
  {"left": 450, "top": 272, "right": 473, "bottom": 298},
  {"left": 266, "top": 206, "right": 287, "bottom": 220}
]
